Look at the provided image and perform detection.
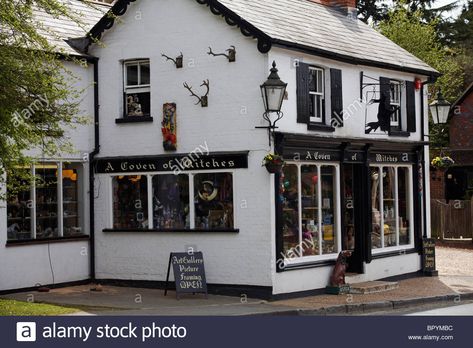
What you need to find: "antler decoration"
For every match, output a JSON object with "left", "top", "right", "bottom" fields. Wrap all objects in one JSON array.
[
  {"left": 162, "top": 52, "right": 183, "bottom": 68},
  {"left": 183, "top": 80, "right": 210, "bottom": 107},
  {"left": 207, "top": 45, "right": 236, "bottom": 62}
]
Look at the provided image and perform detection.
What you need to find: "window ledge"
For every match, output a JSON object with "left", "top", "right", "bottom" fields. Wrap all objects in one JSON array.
[
  {"left": 389, "top": 130, "right": 411, "bottom": 137},
  {"left": 115, "top": 116, "right": 153, "bottom": 124},
  {"left": 371, "top": 248, "right": 418, "bottom": 259},
  {"left": 278, "top": 259, "right": 337, "bottom": 272},
  {"left": 6, "top": 235, "right": 89, "bottom": 247},
  {"left": 307, "top": 123, "right": 336, "bottom": 132},
  {"left": 103, "top": 228, "right": 240, "bottom": 233}
]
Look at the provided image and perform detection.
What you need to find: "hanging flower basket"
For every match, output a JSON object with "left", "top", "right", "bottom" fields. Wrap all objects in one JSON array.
[
  {"left": 262, "top": 153, "right": 284, "bottom": 174},
  {"left": 431, "top": 156, "right": 454, "bottom": 169}
]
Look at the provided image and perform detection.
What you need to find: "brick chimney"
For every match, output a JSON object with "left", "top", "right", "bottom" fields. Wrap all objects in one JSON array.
[{"left": 308, "top": 0, "right": 358, "bottom": 16}]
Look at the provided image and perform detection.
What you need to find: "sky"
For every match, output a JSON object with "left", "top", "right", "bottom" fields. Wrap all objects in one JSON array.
[{"left": 434, "top": 0, "right": 468, "bottom": 17}]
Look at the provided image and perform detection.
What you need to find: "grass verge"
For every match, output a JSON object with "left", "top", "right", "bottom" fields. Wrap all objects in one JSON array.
[{"left": 0, "top": 299, "right": 79, "bottom": 316}]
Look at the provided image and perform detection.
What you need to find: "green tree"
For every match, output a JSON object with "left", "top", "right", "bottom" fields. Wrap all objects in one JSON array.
[
  {"left": 448, "top": 0, "right": 473, "bottom": 86},
  {"left": 379, "top": 3, "right": 464, "bottom": 148},
  {"left": 358, "top": 0, "right": 459, "bottom": 24},
  {"left": 0, "top": 0, "right": 95, "bottom": 196}
]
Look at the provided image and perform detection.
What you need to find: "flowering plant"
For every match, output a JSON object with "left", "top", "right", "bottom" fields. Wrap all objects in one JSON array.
[
  {"left": 431, "top": 156, "right": 454, "bottom": 168},
  {"left": 262, "top": 153, "right": 284, "bottom": 166}
]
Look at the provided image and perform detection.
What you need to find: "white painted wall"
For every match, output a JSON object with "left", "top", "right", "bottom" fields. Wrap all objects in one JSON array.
[
  {"left": 89, "top": 0, "right": 431, "bottom": 292},
  {"left": 90, "top": 0, "right": 273, "bottom": 287},
  {"left": 0, "top": 61, "right": 94, "bottom": 292},
  {"left": 269, "top": 47, "right": 427, "bottom": 142}
]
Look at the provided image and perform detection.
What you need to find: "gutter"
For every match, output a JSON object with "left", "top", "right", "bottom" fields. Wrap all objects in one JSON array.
[{"left": 88, "top": 57, "right": 100, "bottom": 280}]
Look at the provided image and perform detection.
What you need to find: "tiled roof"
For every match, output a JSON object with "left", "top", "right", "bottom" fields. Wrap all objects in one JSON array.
[
  {"left": 216, "top": 0, "right": 437, "bottom": 75},
  {"left": 34, "top": 0, "right": 109, "bottom": 56},
  {"left": 42, "top": 0, "right": 437, "bottom": 75}
]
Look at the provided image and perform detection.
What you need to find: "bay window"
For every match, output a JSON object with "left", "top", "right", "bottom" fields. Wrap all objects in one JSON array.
[
  {"left": 6, "top": 162, "right": 85, "bottom": 241},
  {"left": 111, "top": 172, "right": 235, "bottom": 230},
  {"left": 281, "top": 163, "right": 340, "bottom": 261},
  {"left": 371, "top": 165, "right": 413, "bottom": 250}
]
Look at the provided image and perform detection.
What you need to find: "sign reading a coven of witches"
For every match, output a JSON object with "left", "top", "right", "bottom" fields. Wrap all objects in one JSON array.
[{"left": 164, "top": 252, "right": 208, "bottom": 299}]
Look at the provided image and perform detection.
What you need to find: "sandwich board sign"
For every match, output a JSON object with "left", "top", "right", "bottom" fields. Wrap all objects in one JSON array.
[{"left": 164, "top": 251, "right": 208, "bottom": 299}]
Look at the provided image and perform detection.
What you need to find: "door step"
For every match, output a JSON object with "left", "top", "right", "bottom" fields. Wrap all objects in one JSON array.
[{"left": 348, "top": 281, "right": 399, "bottom": 294}]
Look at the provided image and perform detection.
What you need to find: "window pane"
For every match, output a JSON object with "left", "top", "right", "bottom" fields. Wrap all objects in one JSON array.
[
  {"left": 301, "top": 165, "right": 319, "bottom": 256},
  {"left": 398, "top": 167, "right": 411, "bottom": 245},
  {"left": 113, "top": 176, "right": 148, "bottom": 229},
  {"left": 321, "top": 166, "right": 336, "bottom": 255},
  {"left": 126, "top": 92, "right": 150, "bottom": 117},
  {"left": 371, "top": 167, "right": 382, "bottom": 249},
  {"left": 194, "top": 173, "right": 233, "bottom": 229},
  {"left": 281, "top": 164, "right": 299, "bottom": 256},
  {"left": 126, "top": 64, "right": 138, "bottom": 86},
  {"left": 309, "top": 94, "right": 315, "bottom": 118},
  {"left": 140, "top": 63, "right": 150, "bottom": 85},
  {"left": 383, "top": 167, "right": 397, "bottom": 247},
  {"left": 63, "top": 163, "right": 83, "bottom": 237},
  {"left": 309, "top": 69, "right": 316, "bottom": 92},
  {"left": 153, "top": 174, "right": 190, "bottom": 229},
  {"left": 317, "top": 69, "right": 323, "bottom": 93},
  {"left": 7, "top": 171, "right": 32, "bottom": 240},
  {"left": 36, "top": 163, "right": 59, "bottom": 238}
]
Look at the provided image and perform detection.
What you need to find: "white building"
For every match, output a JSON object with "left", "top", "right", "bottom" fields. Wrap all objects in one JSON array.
[{"left": 1, "top": 0, "right": 438, "bottom": 298}]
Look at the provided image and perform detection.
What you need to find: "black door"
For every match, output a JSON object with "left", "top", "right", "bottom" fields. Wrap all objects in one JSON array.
[{"left": 342, "top": 164, "right": 364, "bottom": 273}]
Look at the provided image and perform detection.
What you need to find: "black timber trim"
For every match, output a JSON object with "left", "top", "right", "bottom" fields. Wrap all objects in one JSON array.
[
  {"left": 115, "top": 116, "right": 153, "bottom": 124},
  {"left": 307, "top": 123, "right": 336, "bottom": 132},
  {"left": 83, "top": 0, "right": 439, "bottom": 77},
  {"left": 97, "top": 279, "right": 273, "bottom": 300},
  {"left": 6, "top": 235, "right": 90, "bottom": 247},
  {"left": 0, "top": 279, "right": 91, "bottom": 296},
  {"left": 272, "top": 40, "right": 440, "bottom": 78},
  {"left": 103, "top": 228, "right": 239, "bottom": 233}
]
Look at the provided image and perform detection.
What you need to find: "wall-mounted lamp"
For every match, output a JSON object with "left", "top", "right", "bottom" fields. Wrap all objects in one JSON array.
[
  {"left": 256, "top": 61, "right": 287, "bottom": 147},
  {"left": 429, "top": 89, "right": 451, "bottom": 125}
]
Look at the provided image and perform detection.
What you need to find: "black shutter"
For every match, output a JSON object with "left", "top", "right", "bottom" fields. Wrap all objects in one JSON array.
[
  {"left": 405, "top": 80, "right": 416, "bottom": 132},
  {"left": 330, "top": 68, "right": 343, "bottom": 127},
  {"left": 296, "top": 62, "right": 310, "bottom": 124}
]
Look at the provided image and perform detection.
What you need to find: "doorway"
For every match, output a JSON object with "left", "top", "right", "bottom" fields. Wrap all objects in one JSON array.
[{"left": 342, "top": 164, "right": 364, "bottom": 273}]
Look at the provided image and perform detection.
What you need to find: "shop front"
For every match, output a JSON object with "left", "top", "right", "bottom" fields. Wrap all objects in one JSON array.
[{"left": 274, "top": 133, "right": 424, "bottom": 278}]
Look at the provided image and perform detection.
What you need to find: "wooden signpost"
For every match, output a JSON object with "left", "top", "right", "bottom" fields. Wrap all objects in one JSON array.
[
  {"left": 422, "top": 238, "right": 438, "bottom": 276},
  {"left": 164, "top": 252, "right": 208, "bottom": 299}
]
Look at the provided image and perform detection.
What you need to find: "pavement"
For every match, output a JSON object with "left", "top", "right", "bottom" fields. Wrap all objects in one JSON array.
[{"left": 1, "top": 246, "right": 473, "bottom": 316}]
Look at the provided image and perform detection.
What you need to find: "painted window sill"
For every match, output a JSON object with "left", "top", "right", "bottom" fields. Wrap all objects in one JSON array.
[
  {"left": 115, "top": 116, "right": 153, "bottom": 124},
  {"left": 307, "top": 123, "right": 336, "bottom": 132},
  {"left": 103, "top": 228, "right": 240, "bottom": 233},
  {"left": 371, "top": 247, "right": 418, "bottom": 259},
  {"left": 6, "top": 235, "right": 90, "bottom": 247},
  {"left": 278, "top": 259, "right": 337, "bottom": 272}
]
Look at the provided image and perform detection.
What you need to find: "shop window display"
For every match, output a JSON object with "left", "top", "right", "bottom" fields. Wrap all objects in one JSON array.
[
  {"left": 153, "top": 174, "right": 190, "bottom": 229},
  {"left": 113, "top": 175, "right": 148, "bottom": 229},
  {"left": 371, "top": 165, "right": 412, "bottom": 249},
  {"left": 6, "top": 172, "right": 32, "bottom": 241},
  {"left": 63, "top": 163, "right": 83, "bottom": 237},
  {"left": 35, "top": 164, "right": 59, "bottom": 239},
  {"left": 194, "top": 173, "right": 234, "bottom": 229},
  {"left": 281, "top": 164, "right": 300, "bottom": 255},
  {"left": 281, "top": 163, "right": 339, "bottom": 260},
  {"left": 6, "top": 162, "right": 85, "bottom": 241}
]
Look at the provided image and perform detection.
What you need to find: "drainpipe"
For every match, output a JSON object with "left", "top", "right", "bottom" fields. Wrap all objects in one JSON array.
[
  {"left": 88, "top": 57, "right": 100, "bottom": 280},
  {"left": 421, "top": 76, "right": 438, "bottom": 239}
]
